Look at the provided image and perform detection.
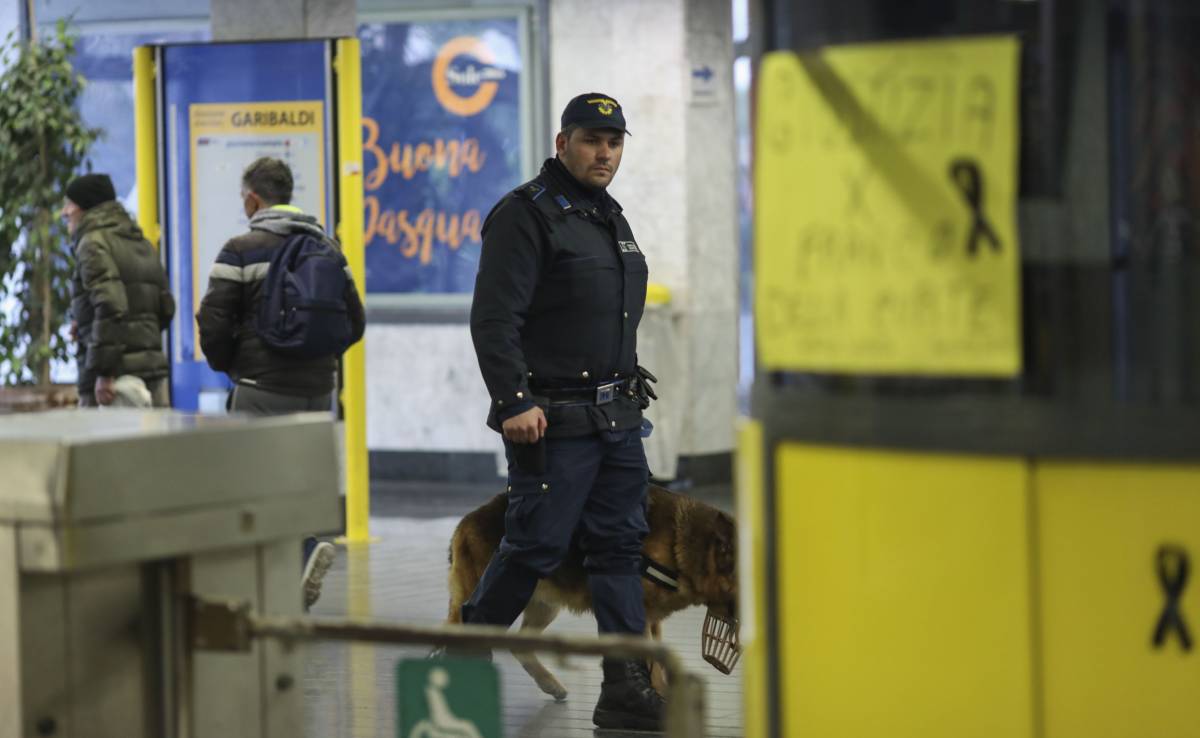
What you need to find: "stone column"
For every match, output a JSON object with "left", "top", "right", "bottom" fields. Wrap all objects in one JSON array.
[{"left": 211, "top": 0, "right": 355, "bottom": 41}]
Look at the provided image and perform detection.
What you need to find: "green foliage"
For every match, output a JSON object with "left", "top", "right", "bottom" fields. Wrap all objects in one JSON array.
[{"left": 0, "top": 21, "right": 100, "bottom": 385}]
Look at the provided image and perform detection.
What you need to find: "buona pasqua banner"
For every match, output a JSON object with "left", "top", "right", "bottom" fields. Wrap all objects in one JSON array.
[{"left": 359, "top": 18, "right": 525, "bottom": 293}]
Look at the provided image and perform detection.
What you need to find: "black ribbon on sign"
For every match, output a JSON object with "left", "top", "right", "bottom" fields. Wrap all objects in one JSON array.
[
  {"left": 1152, "top": 544, "right": 1193, "bottom": 652},
  {"left": 949, "top": 158, "right": 1002, "bottom": 256}
]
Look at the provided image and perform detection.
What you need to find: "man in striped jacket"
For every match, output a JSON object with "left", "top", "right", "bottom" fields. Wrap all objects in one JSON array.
[
  {"left": 197, "top": 156, "right": 364, "bottom": 609},
  {"left": 197, "top": 156, "right": 365, "bottom": 414}
]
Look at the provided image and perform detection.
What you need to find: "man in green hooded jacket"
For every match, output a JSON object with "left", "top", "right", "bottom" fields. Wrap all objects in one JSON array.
[{"left": 63, "top": 174, "right": 174, "bottom": 407}]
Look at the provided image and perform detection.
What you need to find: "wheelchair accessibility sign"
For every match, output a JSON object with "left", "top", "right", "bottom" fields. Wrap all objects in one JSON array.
[{"left": 397, "top": 659, "right": 501, "bottom": 738}]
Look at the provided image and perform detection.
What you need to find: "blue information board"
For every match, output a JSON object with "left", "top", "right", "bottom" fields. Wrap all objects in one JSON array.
[
  {"left": 358, "top": 18, "right": 525, "bottom": 293},
  {"left": 161, "top": 41, "right": 332, "bottom": 411}
]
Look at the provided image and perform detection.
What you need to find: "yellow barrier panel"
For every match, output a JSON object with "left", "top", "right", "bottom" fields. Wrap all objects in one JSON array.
[
  {"left": 132, "top": 47, "right": 160, "bottom": 247},
  {"left": 755, "top": 36, "right": 1021, "bottom": 376},
  {"left": 334, "top": 38, "right": 371, "bottom": 543},
  {"left": 775, "top": 443, "right": 1035, "bottom": 738},
  {"left": 1037, "top": 462, "right": 1200, "bottom": 738}
]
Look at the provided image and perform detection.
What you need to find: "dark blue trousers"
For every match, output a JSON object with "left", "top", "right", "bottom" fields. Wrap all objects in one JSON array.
[{"left": 462, "top": 428, "right": 650, "bottom": 635}]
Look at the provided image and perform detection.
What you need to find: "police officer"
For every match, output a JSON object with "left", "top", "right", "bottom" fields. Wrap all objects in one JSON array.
[{"left": 466, "top": 92, "right": 661, "bottom": 731}]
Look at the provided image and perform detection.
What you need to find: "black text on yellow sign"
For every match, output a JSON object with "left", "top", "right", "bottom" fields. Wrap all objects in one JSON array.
[
  {"left": 755, "top": 36, "right": 1021, "bottom": 376},
  {"left": 191, "top": 100, "right": 324, "bottom": 135},
  {"left": 229, "top": 108, "right": 316, "bottom": 128}
]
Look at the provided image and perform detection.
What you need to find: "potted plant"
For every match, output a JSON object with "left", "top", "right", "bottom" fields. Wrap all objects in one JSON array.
[{"left": 0, "top": 20, "right": 100, "bottom": 410}]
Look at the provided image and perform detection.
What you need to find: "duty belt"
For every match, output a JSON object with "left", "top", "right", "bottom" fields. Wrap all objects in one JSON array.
[{"left": 533, "top": 379, "right": 631, "bottom": 406}]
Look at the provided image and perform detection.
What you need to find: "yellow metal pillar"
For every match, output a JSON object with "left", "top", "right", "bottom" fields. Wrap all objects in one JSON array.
[
  {"left": 347, "top": 542, "right": 377, "bottom": 736},
  {"left": 132, "top": 47, "right": 160, "bottom": 248},
  {"left": 333, "top": 38, "right": 371, "bottom": 543},
  {"left": 736, "top": 420, "right": 769, "bottom": 738}
]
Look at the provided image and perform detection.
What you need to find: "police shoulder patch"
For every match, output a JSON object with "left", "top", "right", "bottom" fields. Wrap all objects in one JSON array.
[{"left": 618, "top": 240, "right": 641, "bottom": 254}]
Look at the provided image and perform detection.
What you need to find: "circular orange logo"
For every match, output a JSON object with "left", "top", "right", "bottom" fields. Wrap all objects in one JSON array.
[{"left": 432, "top": 36, "right": 500, "bottom": 117}]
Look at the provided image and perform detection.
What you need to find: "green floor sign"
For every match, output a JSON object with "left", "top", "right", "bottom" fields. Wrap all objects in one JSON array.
[{"left": 397, "top": 658, "right": 502, "bottom": 738}]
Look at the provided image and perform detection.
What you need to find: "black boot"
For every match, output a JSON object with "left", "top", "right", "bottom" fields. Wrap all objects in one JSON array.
[{"left": 592, "top": 659, "right": 665, "bottom": 732}]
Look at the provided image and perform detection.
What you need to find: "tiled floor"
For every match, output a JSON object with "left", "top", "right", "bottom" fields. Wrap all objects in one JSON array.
[{"left": 302, "top": 484, "right": 743, "bottom": 738}]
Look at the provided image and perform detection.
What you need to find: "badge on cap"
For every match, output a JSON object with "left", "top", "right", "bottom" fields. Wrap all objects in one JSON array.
[
  {"left": 588, "top": 98, "right": 619, "bottom": 116},
  {"left": 562, "top": 92, "right": 630, "bottom": 135}
]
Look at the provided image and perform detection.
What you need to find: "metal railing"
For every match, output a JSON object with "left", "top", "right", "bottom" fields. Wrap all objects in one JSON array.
[{"left": 191, "top": 598, "right": 707, "bottom": 737}]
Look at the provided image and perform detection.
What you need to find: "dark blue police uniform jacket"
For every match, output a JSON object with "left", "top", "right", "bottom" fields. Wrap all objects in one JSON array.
[
  {"left": 471, "top": 157, "right": 648, "bottom": 437},
  {"left": 465, "top": 157, "right": 651, "bottom": 634}
]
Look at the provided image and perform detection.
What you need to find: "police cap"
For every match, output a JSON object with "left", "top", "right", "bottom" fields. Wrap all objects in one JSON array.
[{"left": 560, "top": 92, "right": 630, "bottom": 135}]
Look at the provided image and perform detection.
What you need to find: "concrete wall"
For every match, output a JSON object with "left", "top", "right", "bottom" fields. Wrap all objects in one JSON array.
[
  {"left": 682, "top": 0, "right": 739, "bottom": 455},
  {"left": 365, "top": 321, "right": 500, "bottom": 459},
  {"left": 210, "top": 0, "right": 355, "bottom": 39}
]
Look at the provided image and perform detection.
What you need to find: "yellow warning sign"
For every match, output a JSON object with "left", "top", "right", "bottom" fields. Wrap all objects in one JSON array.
[{"left": 755, "top": 36, "right": 1021, "bottom": 376}]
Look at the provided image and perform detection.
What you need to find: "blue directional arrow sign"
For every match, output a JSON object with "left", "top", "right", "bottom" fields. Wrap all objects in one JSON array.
[{"left": 690, "top": 63, "right": 717, "bottom": 104}]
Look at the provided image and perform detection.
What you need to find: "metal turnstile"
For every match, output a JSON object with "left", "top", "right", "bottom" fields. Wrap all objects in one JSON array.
[{"left": 0, "top": 410, "right": 340, "bottom": 738}]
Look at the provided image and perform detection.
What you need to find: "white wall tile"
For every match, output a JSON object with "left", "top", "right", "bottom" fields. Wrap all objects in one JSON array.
[{"left": 365, "top": 324, "right": 503, "bottom": 453}]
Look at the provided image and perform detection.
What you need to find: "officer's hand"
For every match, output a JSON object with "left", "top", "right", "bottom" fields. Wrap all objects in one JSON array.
[
  {"left": 636, "top": 365, "right": 658, "bottom": 396},
  {"left": 501, "top": 406, "right": 547, "bottom": 444},
  {"left": 633, "top": 365, "right": 658, "bottom": 409}
]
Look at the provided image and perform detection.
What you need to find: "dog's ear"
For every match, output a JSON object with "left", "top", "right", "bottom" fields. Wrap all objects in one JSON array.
[{"left": 711, "top": 511, "right": 736, "bottom": 576}]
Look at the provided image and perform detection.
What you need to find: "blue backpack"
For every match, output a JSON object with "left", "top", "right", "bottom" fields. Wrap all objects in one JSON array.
[{"left": 256, "top": 232, "right": 353, "bottom": 359}]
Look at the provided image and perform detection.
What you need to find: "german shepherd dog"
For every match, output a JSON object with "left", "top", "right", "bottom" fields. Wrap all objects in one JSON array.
[{"left": 445, "top": 484, "right": 738, "bottom": 700}]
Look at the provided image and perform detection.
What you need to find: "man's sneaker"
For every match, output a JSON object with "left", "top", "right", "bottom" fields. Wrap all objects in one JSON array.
[
  {"left": 302, "top": 541, "right": 336, "bottom": 610},
  {"left": 592, "top": 658, "right": 665, "bottom": 731}
]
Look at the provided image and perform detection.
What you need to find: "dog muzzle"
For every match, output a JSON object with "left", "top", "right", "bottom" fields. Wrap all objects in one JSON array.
[{"left": 701, "top": 608, "right": 741, "bottom": 675}]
